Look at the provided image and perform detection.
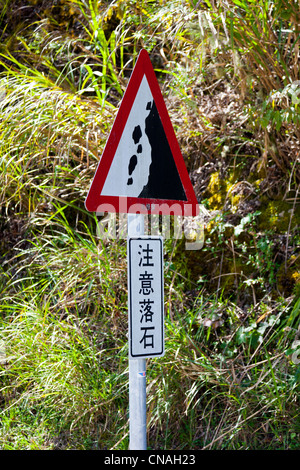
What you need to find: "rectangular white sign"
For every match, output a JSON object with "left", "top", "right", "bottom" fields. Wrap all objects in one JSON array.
[{"left": 128, "top": 236, "right": 164, "bottom": 359}]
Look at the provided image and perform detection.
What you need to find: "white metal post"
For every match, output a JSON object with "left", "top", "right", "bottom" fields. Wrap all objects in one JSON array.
[{"left": 127, "top": 213, "right": 147, "bottom": 450}]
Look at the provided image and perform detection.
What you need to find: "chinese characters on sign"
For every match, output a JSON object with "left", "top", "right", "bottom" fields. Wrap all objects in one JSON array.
[{"left": 128, "top": 237, "right": 164, "bottom": 358}]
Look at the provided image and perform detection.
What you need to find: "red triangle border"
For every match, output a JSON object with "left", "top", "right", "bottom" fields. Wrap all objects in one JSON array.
[{"left": 85, "top": 49, "right": 199, "bottom": 216}]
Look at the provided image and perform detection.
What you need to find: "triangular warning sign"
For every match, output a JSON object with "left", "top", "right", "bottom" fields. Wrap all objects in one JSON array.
[{"left": 85, "top": 49, "right": 199, "bottom": 216}]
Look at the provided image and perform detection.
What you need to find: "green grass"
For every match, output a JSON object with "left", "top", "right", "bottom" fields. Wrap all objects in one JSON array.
[{"left": 0, "top": 0, "right": 299, "bottom": 450}]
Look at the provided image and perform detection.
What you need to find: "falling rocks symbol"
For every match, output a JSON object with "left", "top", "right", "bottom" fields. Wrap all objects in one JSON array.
[{"left": 138, "top": 101, "right": 187, "bottom": 201}]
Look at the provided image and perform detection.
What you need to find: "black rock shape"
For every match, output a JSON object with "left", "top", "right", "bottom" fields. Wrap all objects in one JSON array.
[
  {"left": 127, "top": 154, "right": 138, "bottom": 185},
  {"left": 132, "top": 125, "right": 142, "bottom": 144},
  {"left": 138, "top": 102, "right": 187, "bottom": 201}
]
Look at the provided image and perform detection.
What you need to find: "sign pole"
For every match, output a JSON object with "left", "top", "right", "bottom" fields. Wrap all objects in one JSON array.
[{"left": 127, "top": 213, "right": 147, "bottom": 450}]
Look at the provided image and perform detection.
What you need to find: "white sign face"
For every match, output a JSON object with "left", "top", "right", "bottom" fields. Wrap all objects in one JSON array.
[{"left": 128, "top": 236, "right": 164, "bottom": 359}]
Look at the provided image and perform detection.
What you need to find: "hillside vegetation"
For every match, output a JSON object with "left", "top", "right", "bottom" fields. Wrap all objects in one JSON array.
[{"left": 0, "top": 0, "right": 299, "bottom": 449}]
